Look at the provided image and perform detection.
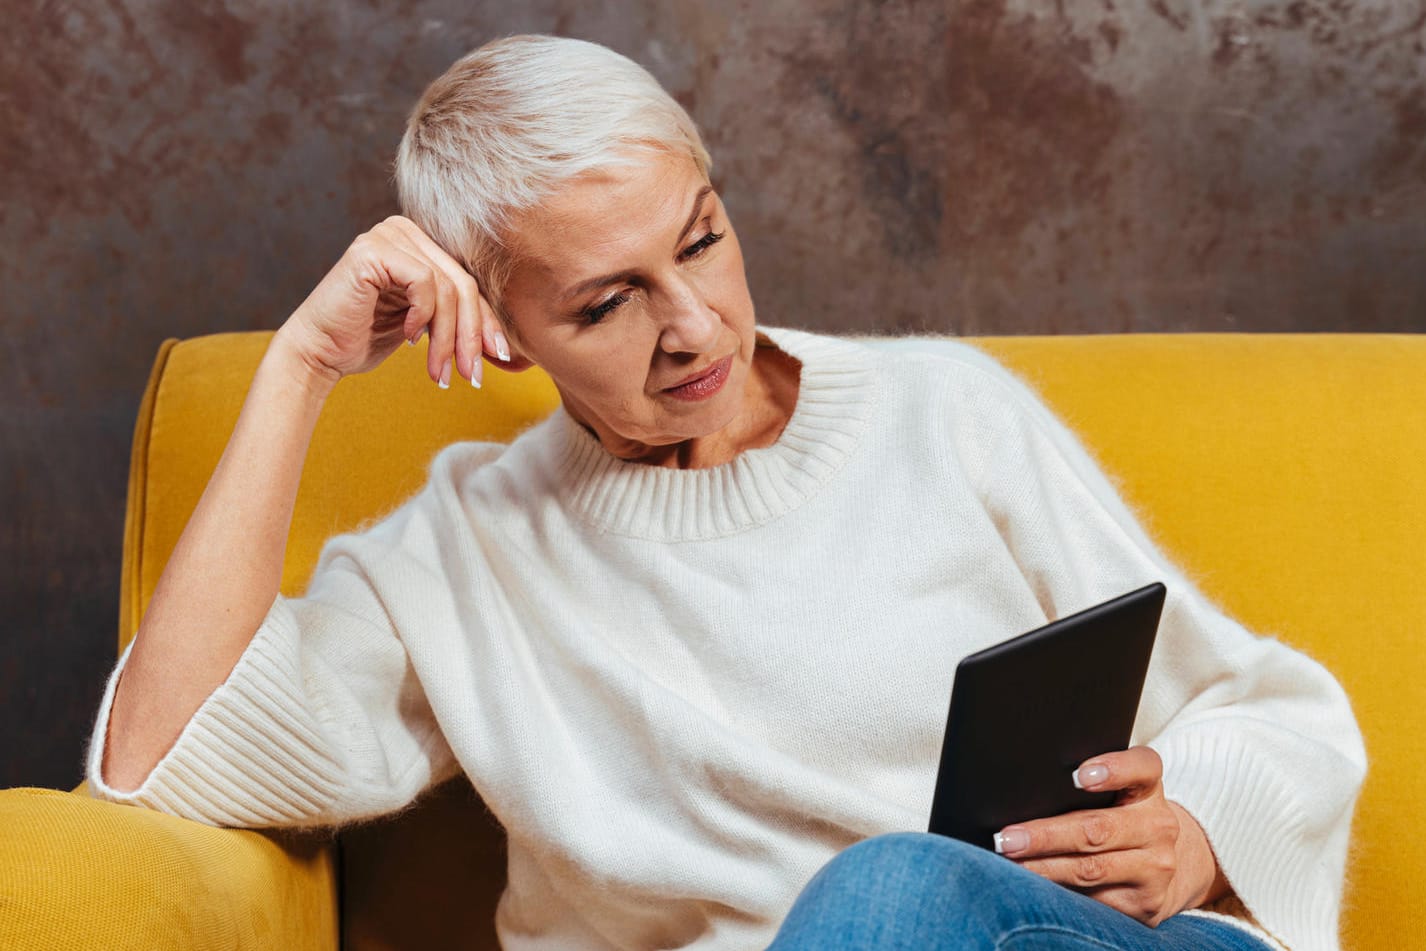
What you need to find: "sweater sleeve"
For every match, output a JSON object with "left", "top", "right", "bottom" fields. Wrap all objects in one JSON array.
[
  {"left": 85, "top": 495, "right": 462, "bottom": 829},
  {"left": 949, "top": 354, "right": 1366, "bottom": 951}
]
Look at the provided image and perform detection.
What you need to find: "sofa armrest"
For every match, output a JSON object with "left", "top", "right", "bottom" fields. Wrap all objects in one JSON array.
[{"left": 0, "top": 787, "right": 338, "bottom": 951}]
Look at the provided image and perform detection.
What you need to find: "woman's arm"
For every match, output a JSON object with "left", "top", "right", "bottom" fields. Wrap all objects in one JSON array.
[
  {"left": 937, "top": 345, "right": 1365, "bottom": 949},
  {"left": 101, "top": 217, "right": 501, "bottom": 793},
  {"left": 101, "top": 330, "right": 333, "bottom": 791}
]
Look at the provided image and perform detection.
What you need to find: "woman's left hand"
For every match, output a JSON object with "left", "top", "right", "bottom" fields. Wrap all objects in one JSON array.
[{"left": 992, "top": 746, "right": 1231, "bottom": 927}]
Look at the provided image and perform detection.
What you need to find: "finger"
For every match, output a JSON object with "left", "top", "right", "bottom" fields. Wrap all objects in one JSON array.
[
  {"left": 1080, "top": 884, "right": 1170, "bottom": 927},
  {"left": 1014, "top": 847, "right": 1147, "bottom": 891},
  {"left": 1074, "top": 746, "right": 1163, "bottom": 802},
  {"left": 1016, "top": 851, "right": 1176, "bottom": 926},
  {"left": 360, "top": 239, "right": 441, "bottom": 351},
  {"left": 480, "top": 294, "right": 512, "bottom": 367},
  {"left": 436, "top": 262, "right": 480, "bottom": 388},
  {"left": 995, "top": 804, "right": 1146, "bottom": 858},
  {"left": 386, "top": 214, "right": 512, "bottom": 369},
  {"left": 383, "top": 214, "right": 464, "bottom": 276},
  {"left": 424, "top": 269, "right": 460, "bottom": 388},
  {"left": 381, "top": 216, "right": 489, "bottom": 385}
]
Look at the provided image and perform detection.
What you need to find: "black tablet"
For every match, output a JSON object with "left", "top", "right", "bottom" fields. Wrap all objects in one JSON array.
[{"left": 928, "top": 582, "right": 1166, "bottom": 850}]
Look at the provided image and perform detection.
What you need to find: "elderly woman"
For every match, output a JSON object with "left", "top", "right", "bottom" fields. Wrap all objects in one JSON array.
[{"left": 88, "top": 35, "right": 1362, "bottom": 951}]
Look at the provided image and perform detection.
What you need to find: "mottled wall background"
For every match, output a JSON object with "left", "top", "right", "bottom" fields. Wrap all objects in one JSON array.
[{"left": 3, "top": 0, "right": 1423, "bottom": 789}]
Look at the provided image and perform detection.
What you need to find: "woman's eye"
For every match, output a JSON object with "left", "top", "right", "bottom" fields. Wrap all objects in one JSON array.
[
  {"left": 680, "top": 229, "right": 725, "bottom": 261},
  {"left": 583, "top": 290, "right": 631, "bottom": 324},
  {"left": 579, "top": 229, "right": 726, "bottom": 324}
]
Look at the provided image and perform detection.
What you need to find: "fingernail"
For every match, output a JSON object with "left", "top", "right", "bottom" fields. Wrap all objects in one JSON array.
[
  {"left": 438, "top": 357, "right": 451, "bottom": 389},
  {"left": 471, "top": 360, "right": 482, "bottom": 389},
  {"left": 994, "top": 828, "right": 1029, "bottom": 854},
  {"left": 410, "top": 327, "right": 426, "bottom": 346},
  {"left": 493, "top": 328, "right": 510, "bottom": 363},
  {"left": 1073, "top": 764, "right": 1109, "bottom": 789}
]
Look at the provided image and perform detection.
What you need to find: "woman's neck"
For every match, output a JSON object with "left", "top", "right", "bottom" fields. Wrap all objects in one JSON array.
[{"left": 670, "top": 340, "right": 802, "bottom": 469}]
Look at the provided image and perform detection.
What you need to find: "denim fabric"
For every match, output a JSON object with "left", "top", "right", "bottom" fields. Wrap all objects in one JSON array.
[{"left": 768, "top": 833, "right": 1274, "bottom": 951}]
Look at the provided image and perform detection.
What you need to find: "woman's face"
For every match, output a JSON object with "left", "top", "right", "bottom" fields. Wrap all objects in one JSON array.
[{"left": 498, "top": 149, "right": 759, "bottom": 464}]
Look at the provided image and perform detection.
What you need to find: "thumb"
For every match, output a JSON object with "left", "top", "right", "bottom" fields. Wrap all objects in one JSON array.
[{"left": 1074, "top": 745, "right": 1164, "bottom": 803}]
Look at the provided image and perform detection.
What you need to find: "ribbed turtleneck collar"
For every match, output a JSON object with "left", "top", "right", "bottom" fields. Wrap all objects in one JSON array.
[{"left": 550, "top": 326, "right": 880, "bottom": 541}]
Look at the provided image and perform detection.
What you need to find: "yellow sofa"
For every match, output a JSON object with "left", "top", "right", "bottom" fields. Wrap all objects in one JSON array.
[{"left": 2, "top": 332, "right": 1420, "bottom": 950}]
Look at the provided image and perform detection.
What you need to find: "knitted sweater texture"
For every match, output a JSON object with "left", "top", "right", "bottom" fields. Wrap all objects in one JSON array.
[{"left": 87, "top": 328, "right": 1364, "bottom": 951}]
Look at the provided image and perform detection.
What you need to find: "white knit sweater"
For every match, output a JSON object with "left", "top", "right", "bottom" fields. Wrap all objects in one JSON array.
[{"left": 87, "top": 327, "right": 1364, "bottom": 951}]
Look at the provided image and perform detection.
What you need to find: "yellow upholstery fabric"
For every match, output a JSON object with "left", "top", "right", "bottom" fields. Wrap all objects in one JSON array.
[
  {"left": 8, "top": 331, "right": 1417, "bottom": 950},
  {"left": 0, "top": 786, "right": 337, "bottom": 950}
]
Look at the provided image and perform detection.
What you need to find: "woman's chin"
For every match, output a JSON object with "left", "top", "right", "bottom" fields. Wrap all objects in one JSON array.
[
  {"left": 574, "top": 358, "right": 754, "bottom": 459},
  {"left": 644, "top": 408, "right": 740, "bottom": 447}
]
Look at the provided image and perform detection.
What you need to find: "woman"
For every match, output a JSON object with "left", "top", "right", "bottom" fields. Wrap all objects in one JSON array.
[{"left": 88, "top": 35, "right": 1363, "bottom": 951}]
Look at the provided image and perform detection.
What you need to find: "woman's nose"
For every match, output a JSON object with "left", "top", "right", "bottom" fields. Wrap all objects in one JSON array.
[{"left": 657, "top": 282, "right": 720, "bottom": 354}]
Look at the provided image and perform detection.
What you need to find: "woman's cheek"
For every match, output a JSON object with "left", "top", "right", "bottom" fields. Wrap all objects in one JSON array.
[{"left": 710, "top": 247, "right": 754, "bottom": 319}]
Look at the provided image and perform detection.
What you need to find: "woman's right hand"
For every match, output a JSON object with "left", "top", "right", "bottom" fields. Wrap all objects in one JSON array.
[{"left": 281, "top": 215, "right": 509, "bottom": 388}]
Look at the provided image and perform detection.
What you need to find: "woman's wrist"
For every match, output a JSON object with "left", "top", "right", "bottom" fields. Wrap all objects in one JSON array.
[
  {"left": 268, "top": 320, "right": 343, "bottom": 401},
  {"left": 1168, "top": 800, "right": 1234, "bottom": 909}
]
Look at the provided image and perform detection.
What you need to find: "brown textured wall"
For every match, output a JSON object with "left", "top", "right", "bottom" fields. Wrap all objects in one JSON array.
[{"left": 3, "top": 0, "right": 1423, "bottom": 789}]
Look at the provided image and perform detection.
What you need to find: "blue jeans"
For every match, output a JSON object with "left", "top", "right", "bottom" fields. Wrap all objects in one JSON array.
[{"left": 768, "top": 833, "right": 1273, "bottom": 950}]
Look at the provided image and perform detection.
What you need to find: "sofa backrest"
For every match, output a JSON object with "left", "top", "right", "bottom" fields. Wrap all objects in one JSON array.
[{"left": 123, "top": 331, "right": 1425, "bottom": 950}]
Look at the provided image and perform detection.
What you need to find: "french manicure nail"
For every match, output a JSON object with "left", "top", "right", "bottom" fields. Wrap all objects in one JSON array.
[
  {"left": 438, "top": 357, "right": 451, "bottom": 389},
  {"left": 1073, "top": 764, "right": 1109, "bottom": 789},
  {"left": 493, "top": 328, "right": 510, "bottom": 363},
  {"left": 471, "top": 361, "right": 482, "bottom": 389},
  {"left": 994, "top": 828, "right": 1029, "bottom": 854}
]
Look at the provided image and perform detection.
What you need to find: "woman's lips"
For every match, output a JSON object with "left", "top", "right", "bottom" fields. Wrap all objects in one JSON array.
[{"left": 662, "top": 355, "right": 733, "bottom": 401}]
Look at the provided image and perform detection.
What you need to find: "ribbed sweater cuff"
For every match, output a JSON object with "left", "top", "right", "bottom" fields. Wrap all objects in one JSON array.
[
  {"left": 85, "top": 599, "right": 347, "bottom": 828},
  {"left": 1151, "top": 725, "right": 1337, "bottom": 951}
]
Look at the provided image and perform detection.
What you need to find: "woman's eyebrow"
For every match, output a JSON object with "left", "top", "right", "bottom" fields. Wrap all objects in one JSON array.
[
  {"left": 559, "top": 185, "right": 715, "bottom": 303},
  {"left": 674, "top": 185, "right": 715, "bottom": 247}
]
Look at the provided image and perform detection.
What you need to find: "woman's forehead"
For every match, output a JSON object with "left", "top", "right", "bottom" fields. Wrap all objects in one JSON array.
[{"left": 513, "top": 151, "right": 710, "bottom": 276}]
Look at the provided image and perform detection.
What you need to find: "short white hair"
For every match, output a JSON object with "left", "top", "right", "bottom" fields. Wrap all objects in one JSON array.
[{"left": 395, "top": 34, "right": 713, "bottom": 318}]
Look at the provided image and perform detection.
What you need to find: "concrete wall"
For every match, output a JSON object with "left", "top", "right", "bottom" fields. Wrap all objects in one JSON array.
[{"left": 4, "top": 0, "right": 1423, "bottom": 788}]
